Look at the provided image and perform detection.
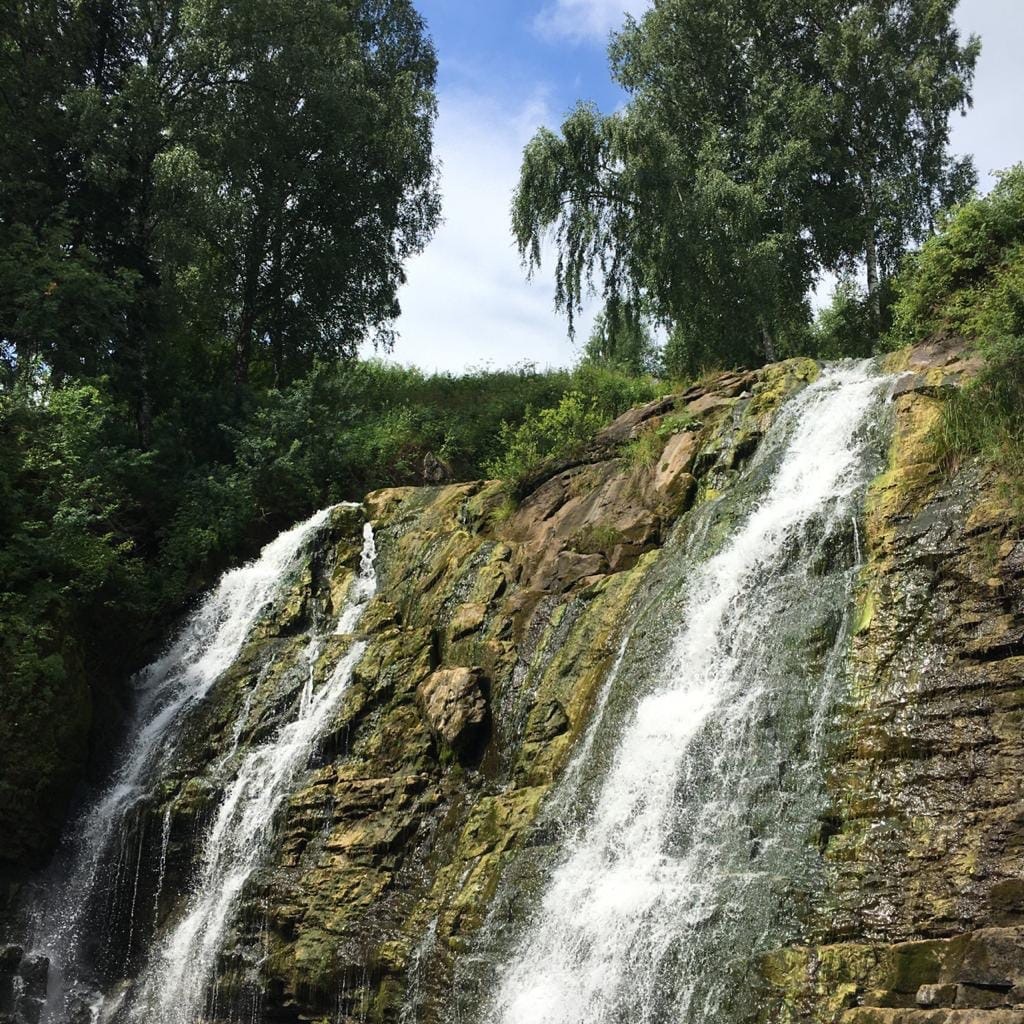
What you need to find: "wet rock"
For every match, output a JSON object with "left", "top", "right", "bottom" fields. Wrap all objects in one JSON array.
[
  {"left": 846, "top": 1010, "right": 1024, "bottom": 1024},
  {"left": 942, "top": 928, "right": 1024, "bottom": 990},
  {"left": 449, "top": 602, "right": 486, "bottom": 640},
  {"left": 758, "top": 349, "right": 1024, "bottom": 1024},
  {"left": 528, "top": 700, "right": 570, "bottom": 743},
  {"left": 989, "top": 880, "right": 1024, "bottom": 925},
  {"left": 417, "top": 667, "right": 489, "bottom": 754},
  {"left": 359, "top": 597, "right": 401, "bottom": 634},
  {"left": 918, "top": 985, "right": 958, "bottom": 1007},
  {"left": 16, "top": 956, "right": 47, "bottom": 1001},
  {"left": 423, "top": 451, "right": 451, "bottom": 484},
  {"left": 955, "top": 984, "right": 1016, "bottom": 1010}
]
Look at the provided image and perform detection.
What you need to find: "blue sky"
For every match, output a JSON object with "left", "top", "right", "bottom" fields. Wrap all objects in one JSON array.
[{"left": 379, "top": 0, "right": 1024, "bottom": 374}]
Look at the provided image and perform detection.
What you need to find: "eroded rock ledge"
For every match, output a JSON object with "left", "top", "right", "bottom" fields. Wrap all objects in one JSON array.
[{"left": 8, "top": 346, "right": 1018, "bottom": 1024}]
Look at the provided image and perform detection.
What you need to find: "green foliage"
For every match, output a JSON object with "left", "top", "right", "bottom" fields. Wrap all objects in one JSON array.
[
  {"left": 513, "top": 0, "right": 978, "bottom": 369},
  {"left": 891, "top": 166, "right": 1024, "bottom": 344},
  {"left": 584, "top": 300, "right": 660, "bottom": 376},
  {"left": 0, "top": 376, "right": 152, "bottom": 859},
  {"left": 485, "top": 367, "right": 661, "bottom": 494},
  {"left": 655, "top": 409, "right": 698, "bottom": 440},
  {"left": 164, "top": 0, "right": 441, "bottom": 385},
  {"left": 572, "top": 523, "right": 621, "bottom": 554},
  {"left": 0, "top": 0, "right": 439, "bottom": 400},
  {"left": 808, "top": 279, "right": 880, "bottom": 360},
  {"left": 890, "top": 166, "right": 1024, "bottom": 512},
  {"left": 622, "top": 431, "right": 663, "bottom": 469},
  {"left": 485, "top": 393, "right": 607, "bottom": 493},
  {"left": 935, "top": 337, "right": 1024, "bottom": 511}
]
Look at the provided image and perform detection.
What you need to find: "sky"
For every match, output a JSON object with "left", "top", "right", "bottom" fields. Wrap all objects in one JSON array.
[{"left": 374, "top": 0, "right": 1024, "bottom": 374}]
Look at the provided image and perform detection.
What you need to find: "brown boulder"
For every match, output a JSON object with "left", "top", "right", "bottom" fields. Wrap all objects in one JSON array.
[
  {"left": 654, "top": 430, "right": 700, "bottom": 504},
  {"left": 417, "top": 667, "right": 489, "bottom": 754},
  {"left": 596, "top": 394, "right": 683, "bottom": 444},
  {"left": 449, "top": 601, "right": 487, "bottom": 639}
]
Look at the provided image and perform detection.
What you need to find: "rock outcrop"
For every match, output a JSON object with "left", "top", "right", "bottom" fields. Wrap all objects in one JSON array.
[
  {"left": 56, "top": 357, "right": 805, "bottom": 1024},
  {"left": 759, "top": 339, "right": 1024, "bottom": 1024}
]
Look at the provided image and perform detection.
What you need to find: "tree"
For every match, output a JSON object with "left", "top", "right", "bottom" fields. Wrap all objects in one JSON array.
[
  {"left": 513, "top": 0, "right": 979, "bottom": 368},
  {"left": 1, "top": 0, "right": 440, "bottom": 399},
  {"left": 814, "top": 0, "right": 980, "bottom": 317},
  {"left": 164, "top": 0, "right": 440, "bottom": 387},
  {"left": 583, "top": 298, "right": 659, "bottom": 376},
  {"left": 0, "top": 2, "right": 139, "bottom": 391}
]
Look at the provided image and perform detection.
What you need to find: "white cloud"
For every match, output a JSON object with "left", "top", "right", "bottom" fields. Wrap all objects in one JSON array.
[
  {"left": 534, "top": 0, "right": 650, "bottom": 45},
  {"left": 373, "top": 88, "right": 597, "bottom": 374}
]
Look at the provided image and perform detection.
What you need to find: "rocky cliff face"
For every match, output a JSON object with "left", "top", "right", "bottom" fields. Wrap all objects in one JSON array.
[
  {"left": 4, "top": 346, "right": 1021, "bottom": 1024},
  {"left": 761, "top": 340, "right": 1024, "bottom": 1024},
  {"left": 204, "top": 359, "right": 818, "bottom": 1023}
]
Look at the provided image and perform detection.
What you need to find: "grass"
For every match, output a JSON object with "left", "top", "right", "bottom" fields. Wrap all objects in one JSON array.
[{"left": 622, "top": 432, "right": 663, "bottom": 469}]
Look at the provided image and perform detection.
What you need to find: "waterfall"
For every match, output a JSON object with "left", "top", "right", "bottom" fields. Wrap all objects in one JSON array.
[
  {"left": 29, "top": 507, "right": 351, "bottom": 1022},
  {"left": 484, "top": 362, "right": 893, "bottom": 1024},
  {"left": 125, "top": 521, "right": 377, "bottom": 1023}
]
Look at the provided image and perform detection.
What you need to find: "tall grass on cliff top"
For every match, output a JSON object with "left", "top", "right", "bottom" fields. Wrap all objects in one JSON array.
[{"left": 889, "top": 165, "right": 1024, "bottom": 505}]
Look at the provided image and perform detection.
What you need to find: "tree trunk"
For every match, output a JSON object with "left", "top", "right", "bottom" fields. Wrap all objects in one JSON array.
[
  {"left": 128, "top": 154, "right": 159, "bottom": 446},
  {"left": 235, "top": 213, "right": 269, "bottom": 388},
  {"left": 865, "top": 225, "right": 881, "bottom": 322},
  {"left": 235, "top": 307, "right": 254, "bottom": 387},
  {"left": 760, "top": 323, "right": 777, "bottom": 364},
  {"left": 270, "top": 202, "right": 285, "bottom": 386}
]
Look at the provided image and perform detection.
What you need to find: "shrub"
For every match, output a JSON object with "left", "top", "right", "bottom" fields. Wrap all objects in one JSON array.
[
  {"left": 890, "top": 165, "right": 1024, "bottom": 345},
  {"left": 887, "top": 165, "right": 1024, "bottom": 513},
  {"left": 485, "top": 392, "right": 606, "bottom": 492},
  {"left": 934, "top": 337, "right": 1024, "bottom": 511},
  {"left": 622, "top": 431, "right": 663, "bottom": 468}
]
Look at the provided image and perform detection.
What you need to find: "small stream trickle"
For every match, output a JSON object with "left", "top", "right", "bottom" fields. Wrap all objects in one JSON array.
[{"left": 126, "top": 522, "right": 377, "bottom": 1023}]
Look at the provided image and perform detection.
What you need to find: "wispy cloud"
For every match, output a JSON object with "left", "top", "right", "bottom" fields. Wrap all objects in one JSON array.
[
  {"left": 378, "top": 88, "right": 596, "bottom": 373},
  {"left": 534, "top": 0, "right": 650, "bottom": 45}
]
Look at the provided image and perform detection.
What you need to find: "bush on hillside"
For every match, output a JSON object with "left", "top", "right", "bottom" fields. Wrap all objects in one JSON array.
[{"left": 889, "top": 165, "right": 1024, "bottom": 509}]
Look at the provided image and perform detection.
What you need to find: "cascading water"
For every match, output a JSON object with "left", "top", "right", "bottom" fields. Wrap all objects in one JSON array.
[
  {"left": 32, "top": 507, "right": 333, "bottom": 1021},
  {"left": 125, "top": 521, "right": 377, "bottom": 1023},
  {"left": 28, "top": 507, "right": 371, "bottom": 1023},
  {"left": 19, "top": 361, "right": 897, "bottom": 1024},
  {"left": 482, "top": 362, "right": 894, "bottom": 1024}
]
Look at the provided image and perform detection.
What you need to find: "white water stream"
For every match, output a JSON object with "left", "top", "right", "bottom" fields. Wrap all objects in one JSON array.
[
  {"left": 125, "top": 522, "right": 377, "bottom": 1023},
  {"left": 34, "top": 508, "right": 335, "bottom": 1022},
  {"left": 485, "top": 362, "right": 892, "bottom": 1024}
]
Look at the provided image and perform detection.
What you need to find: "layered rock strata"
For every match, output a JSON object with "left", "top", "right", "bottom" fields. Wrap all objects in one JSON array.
[{"left": 760, "top": 339, "right": 1024, "bottom": 1024}]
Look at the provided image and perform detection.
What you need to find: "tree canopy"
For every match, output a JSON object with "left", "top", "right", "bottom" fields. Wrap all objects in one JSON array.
[
  {"left": 0, "top": 0, "right": 439, "bottom": 404},
  {"left": 512, "top": 0, "right": 980, "bottom": 373},
  {"left": 0, "top": 0, "right": 440, "bottom": 860}
]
